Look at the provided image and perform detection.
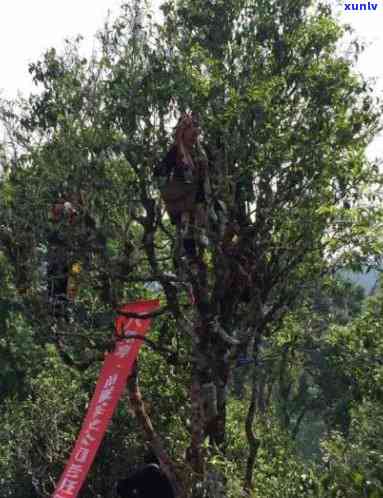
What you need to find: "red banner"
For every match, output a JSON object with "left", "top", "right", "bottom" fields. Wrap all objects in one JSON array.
[{"left": 52, "top": 299, "right": 160, "bottom": 498}]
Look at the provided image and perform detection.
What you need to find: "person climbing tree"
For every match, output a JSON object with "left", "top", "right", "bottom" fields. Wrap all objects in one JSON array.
[
  {"left": 154, "top": 112, "right": 210, "bottom": 259},
  {"left": 47, "top": 189, "right": 96, "bottom": 305},
  {"left": 47, "top": 192, "right": 79, "bottom": 305}
]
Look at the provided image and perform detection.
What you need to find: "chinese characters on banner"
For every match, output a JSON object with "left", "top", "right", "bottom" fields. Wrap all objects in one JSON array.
[{"left": 52, "top": 299, "right": 160, "bottom": 498}]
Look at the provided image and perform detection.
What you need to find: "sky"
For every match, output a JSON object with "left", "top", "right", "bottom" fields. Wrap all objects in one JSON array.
[{"left": 0, "top": 0, "right": 381, "bottom": 160}]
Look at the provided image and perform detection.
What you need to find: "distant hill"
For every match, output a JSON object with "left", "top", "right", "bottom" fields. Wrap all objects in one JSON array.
[{"left": 339, "top": 268, "right": 381, "bottom": 295}]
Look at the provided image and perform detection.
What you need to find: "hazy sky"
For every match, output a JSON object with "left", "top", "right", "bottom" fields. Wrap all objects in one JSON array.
[
  {"left": 0, "top": 0, "right": 122, "bottom": 98},
  {"left": 0, "top": 0, "right": 381, "bottom": 159},
  {"left": 336, "top": 1, "right": 383, "bottom": 159}
]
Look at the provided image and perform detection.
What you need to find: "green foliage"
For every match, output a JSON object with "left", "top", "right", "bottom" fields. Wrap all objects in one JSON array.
[
  {"left": 0, "top": 345, "right": 86, "bottom": 497},
  {"left": 252, "top": 418, "right": 320, "bottom": 498},
  {"left": 0, "top": 308, "right": 44, "bottom": 402},
  {"left": 1, "top": 0, "right": 383, "bottom": 496},
  {"left": 309, "top": 283, "right": 383, "bottom": 497},
  {"left": 320, "top": 401, "right": 383, "bottom": 497}
]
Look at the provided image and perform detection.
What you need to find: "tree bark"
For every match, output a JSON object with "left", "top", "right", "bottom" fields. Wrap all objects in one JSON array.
[
  {"left": 244, "top": 378, "right": 260, "bottom": 493},
  {"left": 186, "top": 360, "right": 205, "bottom": 476},
  {"left": 127, "top": 363, "right": 185, "bottom": 498},
  {"left": 244, "top": 337, "right": 262, "bottom": 493}
]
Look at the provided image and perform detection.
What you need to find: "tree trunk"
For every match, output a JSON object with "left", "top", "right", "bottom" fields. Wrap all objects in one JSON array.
[
  {"left": 186, "top": 363, "right": 205, "bottom": 476},
  {"left": 205, "top": 382, "right": 227, "bottom": 449},
  {"left": 127, "top": 363, "right": 185, "bottom": 498},
  {"left": 244, "top": 379, "right": 260, "bottom": 493},
  {"left": 244, "top": 337, "right": 262, "bottom": 493},
  {"left": 205, "top": 344, "right": 230, "bottom": 451}
]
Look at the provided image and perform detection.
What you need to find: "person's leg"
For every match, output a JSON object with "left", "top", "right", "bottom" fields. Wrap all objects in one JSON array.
[
  {"left": 183, "top": 237, "right": 197, "bottom": 258},
  {"left": 67, "top": 261, "right": 82, "bottom": 300},
  {"left": 194, "top": 203, "right": 209, "bottom": 247},
  {"left": 180, "top": 211, "right": 190, "bottom": 238},
  {"left": 47, "top": 255, "right": 68, "bottom": 299},
  {"left": 181, "top": 211, "right": 197, "bottom": 257},
  {"left": 47, "top": 245, "right": 70, "bottom": 318}
]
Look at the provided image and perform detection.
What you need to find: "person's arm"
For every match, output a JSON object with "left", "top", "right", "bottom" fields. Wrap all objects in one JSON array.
[{"left": 51, "top": 199, "right": 77, "bottom": 223}]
